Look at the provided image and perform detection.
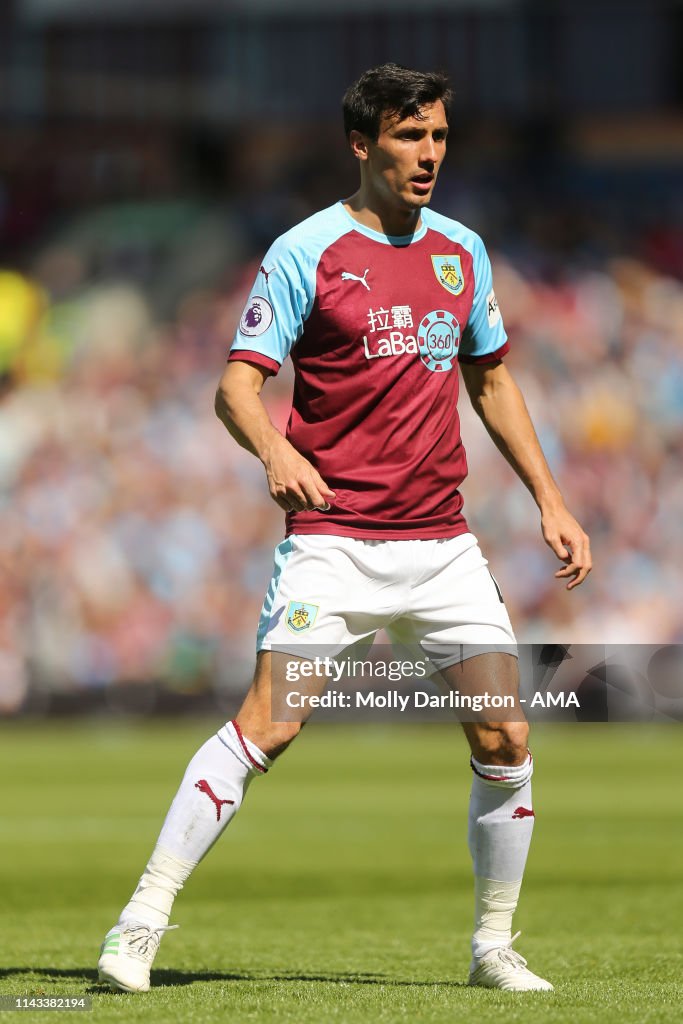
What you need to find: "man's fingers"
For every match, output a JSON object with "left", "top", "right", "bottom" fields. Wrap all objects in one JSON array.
[
  {"left": 300, "top": 481, "right": 328, "bottom": 511},
  {"left": 547, "top": 535, "right": 571, "bottom": 561},
  {"left": 271, "top": 480, "right": 308, "bottom": 511},
  {"left": 544, "top": 515, "right": 592, "bottom": 590},
  {"left": 312, "top": 470, "right": 336, "bottom": 508},
  {"left": 299, "top": 471, "right": 338, "bottom": 511},
  {"left": 555, "top": 563, "right": 579, "bottom": 578},
  {"left": 554, "top": 560, "right": 592, "bottom": 589},
  {"left": 567, "top": 566, "right": 591, "bottom": 589},
  {"left": 267, "top": 452, "right": 336, "bottom": 513},
  {"left": 273, "top": 490, "right": 305, "bottom": 513},
  {"left": 569, "top": 546, "right": 592, "bottom": 589},
  {"left": 281, "top": 482, "right": 330, "bottom": 512},
  {"left": 569, "top": 533, "right": 589, "bottom": 568},
  {"left": 273, "top": 495, "right": 293, "bottom": 512},
  {"left": 273, "top": 486, "right": 328, "bottom": 513},
  {"left": 557, "top": 532, "right": 592, "bottom": 589},
  {"left": 288, "top": 488, "right": 309, "bottom": 511}
]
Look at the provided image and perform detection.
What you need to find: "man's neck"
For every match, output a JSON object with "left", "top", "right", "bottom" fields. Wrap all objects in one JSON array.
[{"left": 343, "top": 190, "right": 422, "bottom": 238}]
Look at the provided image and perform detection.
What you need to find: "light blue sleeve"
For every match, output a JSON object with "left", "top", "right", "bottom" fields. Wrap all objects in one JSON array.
[
  {"left": 459, "top": 234, "right": 508, "bottom": 363},
  {"left": 229, "top": 234, "right": 316, "bottom": 374}
]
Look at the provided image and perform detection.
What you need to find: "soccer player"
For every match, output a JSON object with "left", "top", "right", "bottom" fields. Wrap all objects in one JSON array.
[{"left": 98, "top": 64, "right": 591, "bottom": 994}]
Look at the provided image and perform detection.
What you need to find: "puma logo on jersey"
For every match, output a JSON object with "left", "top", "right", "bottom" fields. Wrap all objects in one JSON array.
[
  {"left": 341, "top": 268, "right": 370, "bottom": 291},
  {"left": 512, "top": 806, "right": 535, "bottom": 819},
  {"left": 259, "top": 265, "right": 275, "bottom": 285}
]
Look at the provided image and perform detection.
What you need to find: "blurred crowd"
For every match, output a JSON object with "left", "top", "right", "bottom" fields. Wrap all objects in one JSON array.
[{"left": 1, "top": 151, "right": 683, "bottom": 713}]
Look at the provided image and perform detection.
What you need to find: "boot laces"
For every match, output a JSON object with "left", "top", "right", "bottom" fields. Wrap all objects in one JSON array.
[
  {"left": 494, "top": 930, "right": 528, "bottom": 970},
  {"left": 124, "top": 923, "right": 179, "bottom": 959}
]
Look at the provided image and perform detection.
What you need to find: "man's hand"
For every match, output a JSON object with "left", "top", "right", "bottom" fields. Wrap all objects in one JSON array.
[
  {"left": 215, "top": 362, "right": 335, "bottom": 514},
  {"left": 263, "top": 434, "right": 336, "bottom": 513},
  {"left": 541, "top": 505, "right": 592, "bottom": 590}
]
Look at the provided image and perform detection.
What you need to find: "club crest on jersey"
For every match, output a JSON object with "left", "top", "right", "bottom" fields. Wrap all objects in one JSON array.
[
  {"left": 417, "top": 310, "right": 460, "bottom": 372},
  {"left": 431, "top": 255, "right": 464, "bottom": 296},
  {"left": 239, "top": 295, "right": 273, "bottom": 337},
  {"left": 285, "top": 601, "right": 319, "bottom": 634}
]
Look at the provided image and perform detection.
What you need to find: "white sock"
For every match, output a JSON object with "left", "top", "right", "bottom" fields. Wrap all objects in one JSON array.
[
  {"left": 468, "top": 751, "right": 535, "bottom": 959},
  {"left": 120, "top": 720, "right": 271, "bottom": 928},
  {"left": 120, "top": 847, "right": 196, "bottom": 928}
]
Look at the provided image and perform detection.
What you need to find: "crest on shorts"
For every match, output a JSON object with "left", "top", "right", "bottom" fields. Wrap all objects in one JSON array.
[
  {"left": 285, "top": 601, "right": 319, "bottom": 634},
  {"left": 431, "top": 255, "right": 464, "bottom": 296}
]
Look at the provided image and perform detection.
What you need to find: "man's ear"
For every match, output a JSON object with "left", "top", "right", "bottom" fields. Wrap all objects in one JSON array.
[{"left": 349, "top": 129, "right": 369, "bottom": 162}]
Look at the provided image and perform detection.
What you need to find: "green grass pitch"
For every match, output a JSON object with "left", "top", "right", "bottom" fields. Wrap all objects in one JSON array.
[{"left": 1, "top": 720, "right": 682, "bottom": 1023}]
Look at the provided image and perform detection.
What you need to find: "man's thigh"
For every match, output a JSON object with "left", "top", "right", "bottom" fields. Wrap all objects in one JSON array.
[
  {"left": 257, "top": 534, "right": 401, "bottom": 655},
  {"left": 236, "top": 651, "right": 332, "bottom": 759},
  {"left": 387, "top": 532, "right": 517, "bottom": 663},
  {"left": 248, "top": 534, "right": 407, "bottom": 756},
  {"left": 384, "top": 534, "right": 527, "bottom": 761},
  {"left": 438, "top": 652, "right": 529, "bottom": 765}
]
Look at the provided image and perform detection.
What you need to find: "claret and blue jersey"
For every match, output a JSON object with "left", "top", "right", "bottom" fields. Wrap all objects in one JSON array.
[{"left": 229, "top": 201, "right": 508, "bottom": 540}]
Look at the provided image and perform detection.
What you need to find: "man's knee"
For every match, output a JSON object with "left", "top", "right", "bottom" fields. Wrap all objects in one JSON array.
[
  {"left": 235, "top": 714, "right": 303, "bottom": 761},
  {"left": 471, "top": 720, "right": 530, "bottom": 766},
  {"left": 264, "top": 719, "right": 304, "bottom": 758}
]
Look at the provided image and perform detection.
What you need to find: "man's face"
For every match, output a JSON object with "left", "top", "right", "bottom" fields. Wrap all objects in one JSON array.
[{"left": 355, "top": 100, "right": 448, "bottom": 211}]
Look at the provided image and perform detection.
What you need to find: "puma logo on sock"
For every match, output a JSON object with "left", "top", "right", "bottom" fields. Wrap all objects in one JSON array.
[
  {"left": 512, "top": 806, "right": 535, "bottom": 819},
  {"left": 195, "top": 779, "right": 235, "bottom": 821}
]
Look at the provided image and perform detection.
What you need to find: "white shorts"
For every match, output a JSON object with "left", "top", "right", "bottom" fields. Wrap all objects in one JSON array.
[{"left": 257, "top": 533, "right": 517, "bottom": 668}]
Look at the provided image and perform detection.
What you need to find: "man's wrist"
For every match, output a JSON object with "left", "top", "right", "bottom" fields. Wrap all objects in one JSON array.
[
  {"left": 535, "top": 487, "right": 565, "bottom": 516},
  {"left": 258, "top": 430, "right": 287, "bottom": 468}
]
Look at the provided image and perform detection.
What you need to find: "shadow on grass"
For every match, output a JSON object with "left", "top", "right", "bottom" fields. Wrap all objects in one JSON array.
[{"left": 0, "top": 967, "right": 468, "bottom": 991}]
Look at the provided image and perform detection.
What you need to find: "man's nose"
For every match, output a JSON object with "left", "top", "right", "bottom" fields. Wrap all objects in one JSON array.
[{"left": 419, "top": 138, "right": 438, "bottom": 164}]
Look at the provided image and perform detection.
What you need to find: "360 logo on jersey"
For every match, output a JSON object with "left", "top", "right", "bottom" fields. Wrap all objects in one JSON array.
[
  {"left": 361, "top": 304, "right": 458, "bottom": 371},
  {"left": 417, "top": 310, "right": 460, "bottom": 372}
]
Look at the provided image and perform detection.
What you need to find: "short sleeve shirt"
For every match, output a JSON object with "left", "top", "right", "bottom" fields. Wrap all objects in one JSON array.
[{"left": 229, "top": 202, "right": 508, "bottom": 539}]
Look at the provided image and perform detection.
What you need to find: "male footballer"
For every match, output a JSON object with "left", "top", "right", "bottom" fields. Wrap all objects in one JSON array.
[{"left": 98, "top": 63, "right": 591, "bottom": 993}]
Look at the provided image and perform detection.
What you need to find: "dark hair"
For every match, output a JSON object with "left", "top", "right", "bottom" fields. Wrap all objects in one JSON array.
[{"left": 343, "top": 63, "right": 452, "bottom": 141}]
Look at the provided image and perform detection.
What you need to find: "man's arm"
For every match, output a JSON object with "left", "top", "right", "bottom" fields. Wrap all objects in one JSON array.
[
  {"left": 215, "top": 360, "right": 336, "bottom": 514},
  {"left": 460, "top": 359, "right": 592, "bottom": 590}
]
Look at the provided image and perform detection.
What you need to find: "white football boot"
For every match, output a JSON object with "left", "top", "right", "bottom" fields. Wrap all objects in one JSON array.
[
  {"left": 98, "top": 921, "right": 178, "bottom": 992},
  {"left": 468, "top": 932, "right": 554, "bottom": 992}
]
